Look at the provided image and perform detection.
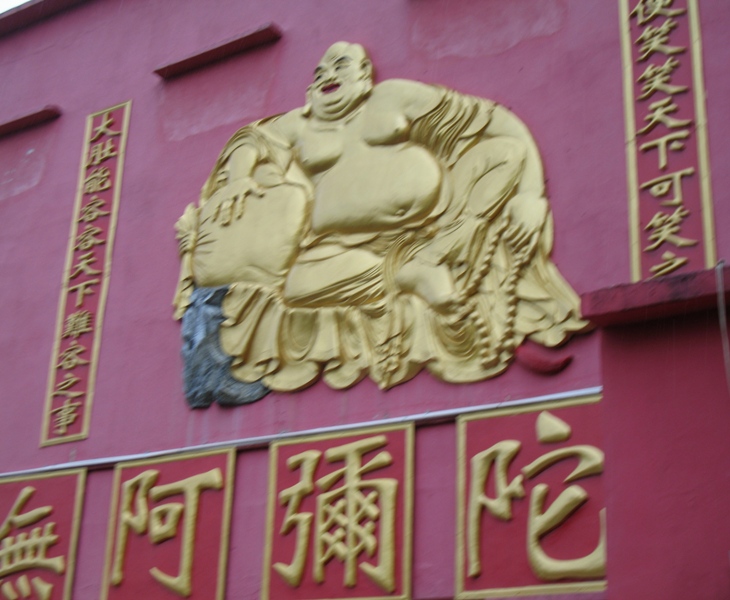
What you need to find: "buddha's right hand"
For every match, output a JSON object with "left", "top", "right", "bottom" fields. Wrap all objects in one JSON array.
[{"left": 210, "top": 177, "right": 264, "bottom": 226}]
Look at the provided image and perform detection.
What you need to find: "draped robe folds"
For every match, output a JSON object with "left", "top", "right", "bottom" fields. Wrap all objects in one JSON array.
[{"left": 174, "top": 86, "right": 589, "bottom": 392}]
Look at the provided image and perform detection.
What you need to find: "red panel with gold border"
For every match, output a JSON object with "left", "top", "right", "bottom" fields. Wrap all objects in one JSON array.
[
  {"left": 42, "top": 101, "right": 131, "bottom": 446},
  {"left": 100, "top": 449, "right": 234, "bottom": 600},
  {"left": 0, "top": 469, "right": 86, "bottom": 600},
  {"left": 262, "top": 424, "right": 414, "bottom": 600},
  {"left": 620, "top": 0, "right": 715, "bottom": 281},
  {"left": 456, "top": 394, "right": 606, "bottom": 598}
]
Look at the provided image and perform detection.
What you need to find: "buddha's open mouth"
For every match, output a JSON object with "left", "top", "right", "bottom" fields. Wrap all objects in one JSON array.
[{"left": 321, "top": 83, "right": 340, "bottom": 94}]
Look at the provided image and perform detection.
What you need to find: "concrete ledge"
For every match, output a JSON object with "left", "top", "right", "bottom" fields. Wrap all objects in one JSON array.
[
  {"left": 0, "top": 0, "right": 89, "bottom": 37},
  {"left": 581, "top": 265, "right": 730, "bottom": 326},
  {"left": 0, "top": 105, "right": 61, "bottom": 138},
  {"left": 154, "top": 23, "right": 282, "bottom": 80}
]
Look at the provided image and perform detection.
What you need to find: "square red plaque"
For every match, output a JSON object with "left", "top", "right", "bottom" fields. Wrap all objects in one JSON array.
[
  {"left": 0, "top": 469, "right": 86, "bottom": 600},
  {"left": 457, "top": 395, "right": 607, "bottom": 598},
  {"left": 101, "top": 449, "right": 234, "bottom": 600},
  {"left": 263, "top": 424, "right": 414, "bottom": 600}
]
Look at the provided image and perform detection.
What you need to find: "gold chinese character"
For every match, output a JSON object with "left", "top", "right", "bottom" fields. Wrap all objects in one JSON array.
[
  {"left": 52, "top": 373, "right": 84, "bottom": 400},
  {"left": 635, "top": 18, "right": 685, "bottom": 61},
  {"left": 70, "top": 252, "right": 102, "bottom": 280},
  {"left": 83, "top": 167, "right": 111, "bottom": 194},
  {"left": 631, "top": 0, "right": 685, "bottom": 26},
  {"left": 637, "top": 97, "right": 692, "bottom": 135},
  {"left": 58, "top": 340, "right": 90, "bottom": 370},
  {"left": 468, "top": 411, "right": 606, "bottom": 581},
  {"left": 75, "top": 225, "right": 105, "bottom": 251},
  {"left": 640, "top": 167, "right": 695, "bottom": 206},
  {"left": 0, "top": 574, "right": 54, "bottom": 599},
  {"left": 650, "top": 250, "right": 689, "bottom": 277},
  {"left": 645, "top": 207, "right": 697, "bottom": 251},
  {"left": 87, "top": 139, "right": 118, "bottom": 166},
  {"left": 111, "top": 468, "right": 223, "bottom": 597},
  {"left": 637, "top": 57, "right": 687, "bottom": 99},
  {"left": 78, "top": 196, "right": 110, "bottom": 223},
  {"left": 67, "top": 278, "right": 100, "bottom": 308},
  {"left": 275, "top": 436, "right": 398, "bottom": 592},
  {"left": 50, "top": 398, "right": 83, "bottom": 435},
  {"left": 0, "top": 487, "right": 65, "bottom": 580},
  {"left": 90, "top": 111, "right": 121, "bottom": 142},
  {"left": 274, "top": 450, "right": 321, "bottom": 587},
  {"left": 62, "top": 311, "right": 93, "bottom": 339},
  {"left": 639, "top": 129, "right": 689, "bottom": 170}
]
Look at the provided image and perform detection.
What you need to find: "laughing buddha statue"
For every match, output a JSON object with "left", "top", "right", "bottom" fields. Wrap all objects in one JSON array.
[{"left": 174, "top": 42, "right": 588, "bottom": 405}]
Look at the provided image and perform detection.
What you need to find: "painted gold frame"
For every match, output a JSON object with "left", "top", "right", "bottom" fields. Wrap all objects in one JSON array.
[
  {"left": 455, "top": 393, "right": 605, "bottom": 599},
  {"left": 0, "top": 468, "right": 87, "bottom": 600},
  {"left": 41, "top": 100, "right": 132, "bottom": 446},
  {"left": 99, "top": 448, "right": 235, "bottom": 600},
  {"left": 262, "top": 423, "right": 415, "bottom": 600},
  {"left": 619, "top": 0, "right": 715, "bottom": 281}
]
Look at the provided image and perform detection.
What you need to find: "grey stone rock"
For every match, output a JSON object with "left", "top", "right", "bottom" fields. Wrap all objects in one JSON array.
[{"left": 181, "top": 286, "right": 270, "bottom": 408}]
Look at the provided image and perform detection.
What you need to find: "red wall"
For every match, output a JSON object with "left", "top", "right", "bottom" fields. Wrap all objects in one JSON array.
[
  {"left": 0, "top": 1, "right": 729, "bottom": 598},
  {"left": 601, "top": 309, "right": 730, "bottom": 599}
]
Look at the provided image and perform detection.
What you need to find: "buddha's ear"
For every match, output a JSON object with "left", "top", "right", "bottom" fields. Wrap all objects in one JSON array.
[
  {"left": 303, "top": 85, "right": 313, "bottom": 117},
  {"left": 360, "top": 58, "right": 373, "bottom": 83}
]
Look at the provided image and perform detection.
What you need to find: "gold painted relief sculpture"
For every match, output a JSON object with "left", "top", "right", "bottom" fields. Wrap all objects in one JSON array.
[{"left": 174, "top": 42, "right": 588, "bottom": 402}]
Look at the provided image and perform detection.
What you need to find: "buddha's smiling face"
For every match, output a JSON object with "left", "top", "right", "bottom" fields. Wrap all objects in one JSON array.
[{"left": 308, "top": 42, "right": 372, "bottom": 121}]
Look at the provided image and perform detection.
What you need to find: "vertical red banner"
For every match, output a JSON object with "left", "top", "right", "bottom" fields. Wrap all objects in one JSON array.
[
  {"left": 42, "top": 101, "right": 132, "bottom": 445},
  {"left": 456, "top": 395, "right": 606, "bottom": 598},
  {"left": 0, "top": 469, "right": 86, "bottom": 600},
  {"left": 620, "top": 0, "right": 715, "bottom": 280},
  {"left": 100, "top": 449, "right": 235, "bottom": 600},
  {"left": 263, "top": 425, "right": 414, "bottom": 600}
]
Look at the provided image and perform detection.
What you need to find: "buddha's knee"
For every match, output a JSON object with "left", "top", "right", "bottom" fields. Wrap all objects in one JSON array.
[
  {"left": 461, "top": 137, "right": 526, "bottom": 173},
  {"left": 283, "top": 249, "right": 383, "bottom": 307},
  {"left": 455, "top": 138, "right": 527, "bottom": 219}
]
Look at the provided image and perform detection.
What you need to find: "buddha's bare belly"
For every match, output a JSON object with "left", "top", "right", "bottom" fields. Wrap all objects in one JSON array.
[{"left": 310, "top": 144, "right": 442, "bottom": 235}]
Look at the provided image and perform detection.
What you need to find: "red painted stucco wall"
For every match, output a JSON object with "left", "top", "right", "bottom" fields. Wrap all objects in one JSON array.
[
  {"left": 0, "top": 1, "right": 728, "bottom": 598},
  {"left": 599, "top": 307, "right": 730, "bottom": 600}
]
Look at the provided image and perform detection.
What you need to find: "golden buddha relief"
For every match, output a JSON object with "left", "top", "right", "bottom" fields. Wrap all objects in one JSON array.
[{"left": 173, "top": 42, "right": 589, "bottom": 402}]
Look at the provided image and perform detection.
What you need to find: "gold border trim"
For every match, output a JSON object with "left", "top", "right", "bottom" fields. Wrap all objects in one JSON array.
[
  {"left": 65, "top": 469, "right": 87, "bottom": 600},
  {"left": 0, "top": 468, "right": 87, "bottom": 600},
  {"left": 620, "top": 0, "right": 716, "bottom": 280},
  {"left": 459, "top": 580, "right": 607, "bottom": 599},
  {"left": 455, "top": 393, "right": 602, "bottom": 599},
  {"left": 98, "top": 447, "right": 234, "bottom": 600},
  {"left": 40, "top": 108, "right": 93, "bottom": 446},
  {"left": 41, "top": 101, "right": 132, "bottom": 447},
  {"left": 99, "top": 463, "right": 121, "bottom": 600},
  {"left": 261, "top": 433, "right": 278, "bottom": 600},
  {"left": 262, "top": 422, "right": 414, "bottom": 600},
  {"left": 687, "top": 0, "right": 716, "bottom": 268},
  {"left": 455, "top": 407, "right": 467, "bottom": 596},
  {"left": 457, "top": 392, "right": 601, "bottom": 424},
  {"left": 216, "top": 449, "right": 236, "bottom": 600},
  {"left": 81, "top": 100, "right": 132, "bottom": 443},
  {"left": 618, "top": 0, "right": 642, "bottom": 282}
]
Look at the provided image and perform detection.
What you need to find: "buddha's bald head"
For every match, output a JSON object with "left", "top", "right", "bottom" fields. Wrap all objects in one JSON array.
[
  {"left": 320, "top": 42, "right": 370, "bottom": 69},
  {"left": 307, "top": 42, "right": 373, "bottom": 121}
]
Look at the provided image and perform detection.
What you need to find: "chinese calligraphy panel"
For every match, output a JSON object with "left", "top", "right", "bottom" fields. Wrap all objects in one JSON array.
[
  {"left": 263, "top": 425, "right": 414, "bottom": 600},
  {"left": 42, "top": 102, "right": 131, "bottom": 446},
  {"left": 620, "top": 0, "right": 715, "bottom": 280},
  {"left": 456, "top": 395, "right": 606, "bottom": 598},
  {"left": 0, "top": 469, "right": 86, "bottom": 600},
  {"left": 101, "top": 449, "right": 234, "bottom": 600}
]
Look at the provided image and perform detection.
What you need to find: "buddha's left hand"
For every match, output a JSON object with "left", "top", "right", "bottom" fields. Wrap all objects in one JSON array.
[{"left": 210, "top": 177, "right": 264, "bottom": 226}]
